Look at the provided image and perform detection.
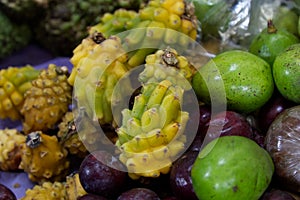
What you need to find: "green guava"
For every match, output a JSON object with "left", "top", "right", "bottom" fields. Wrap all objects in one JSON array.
[
  {"left": 191, "top": 136, "right": 274, "bottom": 200},
  {"left": 272, "top": 43, "right": 300, "bottom": 103},
  {"left": 249, "top": 20, "right": 299, "bottom": 65},
  {"left": 192, "top": 50, "right": 274, "bottom": 114}
]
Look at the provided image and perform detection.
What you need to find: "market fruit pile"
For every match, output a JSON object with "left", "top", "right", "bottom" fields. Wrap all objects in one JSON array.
[{"left": 0, "top": 0, "right": 300, "bottom": 199}]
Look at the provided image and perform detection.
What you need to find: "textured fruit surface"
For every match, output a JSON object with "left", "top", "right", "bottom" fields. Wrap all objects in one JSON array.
[
  {"left": 116, "top": 79, "right": 189, "bottom": 179},
  {"left": 65, "top": 173, "right": 87, "bottom": 199},
  {"left": 249, "top": 20, "right": 299, "bottom": 65},
  {"left": 272, "top": 43, "right": 300, "bottom": 103},
  {"left": 21, "top": 64, "right": 72, "bottom": 133},
  {"left": 138, "top": 47, "right": 195, "bottom": 90},
  {"left": 192, "top": 50, "right": 274, "bottom": 114},
  {"left": 265, "top": 105, "right": 300, "bottom": 193},
  {"left": 58, "top": 111, "right": 88, "bottom": 158},
  {"left": 34, "top": 0, "right": 144, "bottom": 56},
  {"left": 87, "top": 0, "right": 198, "bottom": 68},
  {"left": 0, "top": 65, "right": 40, "bottom": 120},
  {"left": 70, "top": 35, "right": 130, "bottom": 126},
  {"left": 19, "top": 131, "right": 70, "bottom": 183},
  {"left": 191, "top": 136, "right": 274, "bottom": 200},
  {"left": 20, "top": 181, "right": 67, "bottom": 200},
  {"left": 0, "top": 128, "right": 25, "bottom": 171}
]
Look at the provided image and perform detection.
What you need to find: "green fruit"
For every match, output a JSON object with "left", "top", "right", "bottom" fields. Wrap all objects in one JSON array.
[
  {"left": 249, "top": 20, "right": 299, "bottom": 65},
  {"left": 192, "top": 50, "right": 274, "bottom": 114},
  {"left": 189, "top": 0, "right": 231, "bottom": 38},
  {"left": 272, "top": 43, "right": 300, "bottom": 103},
  {"left": 273, "top": 6, "right": 299, "bottom": 36},
  {"left": 191, "top": 136, "right": 274, "bottom": 200}
]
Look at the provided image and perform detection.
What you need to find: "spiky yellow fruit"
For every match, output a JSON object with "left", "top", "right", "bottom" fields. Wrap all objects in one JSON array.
[
  {"left": 0, "top": 65, "right": 39, "bottom": 120},
  {"left": 139, "top": 47, "right": 195, "bottom": 90},
  {"left": 21, "top": 181, "right": 67, "bottom": 200},
  {"left": 19, "top": 131, "right": 70, "bottom": 183},
  {"left": 69, "top": 35, "right": 130, "bottom": 126},
  {"left": 21, "top": 64, "right": 72, "bottom": 134},
  {"left": 0, "top": 128, "right": 25, "bottom": 171},
  {"left": 116, "top": 79, "right": 189, "bottom": 179},
  {"left": 57, "top": 111, "right": 88, "bottom": 158},
  {"left": 65, "top": 173, "right": 87, "bottom": 199}
]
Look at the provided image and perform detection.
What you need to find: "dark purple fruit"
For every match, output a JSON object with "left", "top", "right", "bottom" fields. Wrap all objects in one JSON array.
[
  {"left": 79, "top": 150, "right": 127, "bottom": 198},
  {"left": 0, "top": 184, "right": 17, "bottom": 200},
  {"left": 77, "top": 194, "right": 108, "bottom": 200},
  {"left": 117, "top": 188, "right": 160, "bottom": 200},
  {"left": 170, "top": 151, "right": 198, "bottom": 200},
  {"left": 260, "top": 189, "right": 296, "bottom": 200},
  {"left": 202, "top": 110, "right": 254, "bottom": 144},
  {"left": 257, "top": 90, "right": 296, "bottom": 134}
]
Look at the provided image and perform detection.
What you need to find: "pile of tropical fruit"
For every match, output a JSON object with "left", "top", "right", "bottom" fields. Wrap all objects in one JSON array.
[{"left": 0, "top": 0, "right": 299, "bottom": 199}]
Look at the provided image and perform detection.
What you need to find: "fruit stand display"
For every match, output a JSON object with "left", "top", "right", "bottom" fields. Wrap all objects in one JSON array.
[{"left": 0, "top": 0, "right": 299, "bottom": 199}]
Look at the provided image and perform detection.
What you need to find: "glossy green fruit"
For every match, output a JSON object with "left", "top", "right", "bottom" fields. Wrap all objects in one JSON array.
[
  {"left": 273, "top": 43, "right": 300, "bottom": 103},
  {"left": 191, "top": 136, "right": 274, "bottom": 200},
  {"left": 249, "top": 20, "right": 299, "bottom": 65},
  {"left": 192, "top": 50, "right": 274, "bottom": 114}
]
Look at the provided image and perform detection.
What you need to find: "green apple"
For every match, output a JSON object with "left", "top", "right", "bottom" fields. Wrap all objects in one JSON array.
[
  {"left": 191, "top": 136, "right": 274, "bottom": 200},
  {"left": 192, "top": 50, "right": 274, "bottom": 114}
]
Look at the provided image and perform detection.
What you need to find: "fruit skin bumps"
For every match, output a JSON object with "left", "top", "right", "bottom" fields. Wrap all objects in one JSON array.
[
  {"left": 20, "top": 181, "right": 67, "bottom": 200},
  {"left": 0, "top": 65, "right": 40, "bottom": 120},
  {"left": 0, "top": 128, "right": 25, "bottom": 171},
  {"left": 33, "top": 0, "right": 144, "bottom": 56},
  {"left": 115, "top": 48, "right": 195, "bottom": 179},
  {"left": 89, "top": 0, "right": 198, "bottom": 68},
  {"left": 20, "top": 64, "right": 72, "bottom": 134},
  {"left": 19, "top": 131, "right": 70, "bottom": 183},
  {"left": 69, "top": 34, "right": 130, "bottom": 126}
]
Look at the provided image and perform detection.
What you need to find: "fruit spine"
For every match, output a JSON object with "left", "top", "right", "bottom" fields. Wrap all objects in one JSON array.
[
  {"left": 19, "top": 131, "right": 70, "bottom": 183},
  {"left": 20, "top": 64, "right": 72, "bottom": 134},
  {"left": 0, "top": 65, "right": 40, "bottom": 120},
  {"left": 0, "top": 128, "right": 25, "bottom": 171}
]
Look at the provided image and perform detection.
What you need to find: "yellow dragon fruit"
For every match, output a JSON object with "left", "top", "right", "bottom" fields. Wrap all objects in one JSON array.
[
  {"left": 0, "top": 65, "right": 39, "bottom": 120},
  {"left": 19, "top": 131, "right": 70, "bottom": 183},
  {"left": 115, "top": 47, "right": 195, "bottom": 179},
  {"left": 0, "top": 128, "right": 25, "bottom": 171},
  {"left": 20, "top": 64, "right": 72, "bottom": 134}
]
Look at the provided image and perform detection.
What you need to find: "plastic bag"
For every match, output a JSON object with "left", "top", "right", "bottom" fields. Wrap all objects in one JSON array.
[{"left": 191, "top": 0, "right": 300, "bottom": 52}]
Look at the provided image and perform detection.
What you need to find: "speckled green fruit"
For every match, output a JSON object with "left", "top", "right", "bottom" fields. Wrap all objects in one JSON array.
[
  {"left": 249, "top": 20, "right": 299, "bottom": 65},
  {"left": 192, "top": 50, "right": 274, "bottom": 114},
  {"left": 273, "top": 43, "right": 300, "bottom": 103},
  {"left": 191, "top": 136, "right": 274, "bottom": 200}
]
